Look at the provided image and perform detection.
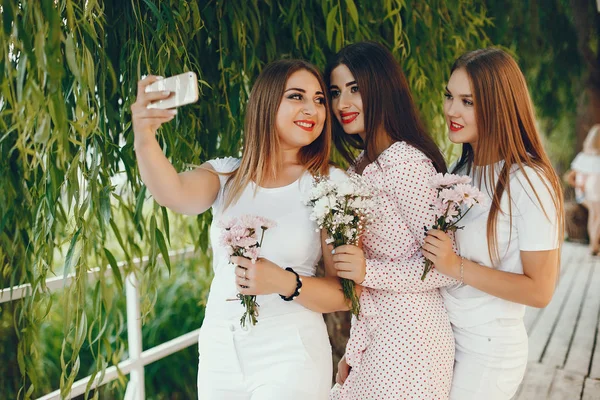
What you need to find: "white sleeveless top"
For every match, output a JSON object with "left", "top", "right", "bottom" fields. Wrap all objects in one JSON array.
[{"left": 203, "top": 157, "right": 340, "bottom": 322}]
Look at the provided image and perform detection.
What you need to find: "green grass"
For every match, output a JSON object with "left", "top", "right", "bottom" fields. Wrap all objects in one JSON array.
[{"left": 0, "top": 253, "right": 213, "bottom": 399}]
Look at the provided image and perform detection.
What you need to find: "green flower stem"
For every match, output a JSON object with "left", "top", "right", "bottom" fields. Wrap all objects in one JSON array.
[
  {"left": 341, "top": 278, "right": 361, "bottom": 317},
  {"left": 334, "top": 237, "right": 362, "bottom": 318}
]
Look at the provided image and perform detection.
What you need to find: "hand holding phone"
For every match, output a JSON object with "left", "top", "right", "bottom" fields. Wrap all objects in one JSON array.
[{"left": 145, "top": 71, "right": 199, "bottom": 109}]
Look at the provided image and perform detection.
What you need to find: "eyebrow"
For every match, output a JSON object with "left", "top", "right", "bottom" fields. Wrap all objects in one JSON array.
[
  {"left": 328, "top": 80, "right": 358, "bottom": 90},
  {"left": 285, "top": 87, "right": 324, "bottom": 95},
  {"left": 445, "top": 86, "right": 472, "bottom": 98}
]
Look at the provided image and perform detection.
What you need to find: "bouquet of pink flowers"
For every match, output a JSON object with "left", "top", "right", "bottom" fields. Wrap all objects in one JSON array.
[
  {"left": 305, "top": 173, "right": 376, "bottom": 317},
  {"left": 220, "top": 215, "right": 276, "bottom": 327},
  {"left": 422, "top": 173, "right": 486, "bottom": 280}
]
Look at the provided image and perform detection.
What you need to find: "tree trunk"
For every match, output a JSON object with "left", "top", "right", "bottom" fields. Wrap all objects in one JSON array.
[
  {"left": 571, "top": 0, "right": 600, "bottom": 150},
  {"left": 324, "top": 312, "right": 352, "bottom": 377}
]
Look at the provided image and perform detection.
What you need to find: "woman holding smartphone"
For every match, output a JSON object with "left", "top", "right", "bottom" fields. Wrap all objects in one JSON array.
[
  {"left": 131, "top": 60, "right": 351, "bottom": 400},
  {"left": 422, "top": 48, "right": 564, "bottom": 399}
]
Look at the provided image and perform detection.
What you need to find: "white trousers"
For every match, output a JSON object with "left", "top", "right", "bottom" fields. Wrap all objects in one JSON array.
[
  {"left": 197, "top": 310, "right": 333, "bottom": 400},
  {"left": 450, "top": 318, "right": 528, "bottom": 400}
]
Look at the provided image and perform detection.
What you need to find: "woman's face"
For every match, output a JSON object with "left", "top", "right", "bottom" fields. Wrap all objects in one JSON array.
[
  {"left": 444, "top": 68, "right": 478, "bottom": 149},
  {"left": 329, "top": 64, "right": 365, "bottom": 137},
  {"left": 275, "top": 69, "right": 327, "bottom": 151}
]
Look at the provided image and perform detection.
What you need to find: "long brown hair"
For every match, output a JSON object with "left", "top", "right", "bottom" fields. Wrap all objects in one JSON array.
[
  {"left": 223, "top": 59, "right": 332, "bottom": 209},
  {"left": 324, "top": 41, "right": 446, "bottom": 173},
  {"left": 451, "top": 48, "right": 564, "bottom": 265}
]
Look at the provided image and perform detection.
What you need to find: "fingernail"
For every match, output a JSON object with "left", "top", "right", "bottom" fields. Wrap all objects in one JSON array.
[
  {"left": 156, "top": 76, "right": 164, "bottom": 80},
  {"left": 331, "top": 249, "right": 335, "bottom": 254},
  {"left": 162, "top": 91, "right": 170, "bottom": 96},
  {"left": 169, "top": 109, "right": 177, "bottom": 115}
]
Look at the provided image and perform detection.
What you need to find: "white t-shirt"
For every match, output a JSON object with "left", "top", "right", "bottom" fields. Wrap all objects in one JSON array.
[
  {"left": 441, "top": 161, "right": 560, "bottom": 328},
  {"left": 204, "top": 157, "right": 342, "bottom": 322},
  {"left": 571, "top": 152, "right": 600, "bottom": 202}
]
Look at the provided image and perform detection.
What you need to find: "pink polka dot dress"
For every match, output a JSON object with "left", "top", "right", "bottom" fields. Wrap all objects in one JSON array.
[{"left": 330, "top": 141, "right": 456, "bottom": 400}]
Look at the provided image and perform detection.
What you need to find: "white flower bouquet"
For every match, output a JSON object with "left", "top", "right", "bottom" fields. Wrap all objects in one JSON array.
[{"left": 305, "top": 173, "right": 376, "bottom": 317}]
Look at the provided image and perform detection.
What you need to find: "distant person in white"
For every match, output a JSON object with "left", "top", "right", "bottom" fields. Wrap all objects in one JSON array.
[
  {"left": 130, "top": 60, "right": 353, "bottom": 400},
  {"left": 564, "top": 124, "right": 600, "bottom": 254},
  {"left": 421, "top": 48, "right": 564, "bottom": 400}
]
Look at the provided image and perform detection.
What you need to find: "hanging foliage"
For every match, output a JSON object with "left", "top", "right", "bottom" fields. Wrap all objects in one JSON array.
[{"left": 0, "top": 0, "right": 490, "bottom": 397}]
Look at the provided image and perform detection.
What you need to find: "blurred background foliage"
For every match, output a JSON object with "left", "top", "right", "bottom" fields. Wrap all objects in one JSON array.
[{"left": 0, "top": 0, "right": 597, "bottom": 398}]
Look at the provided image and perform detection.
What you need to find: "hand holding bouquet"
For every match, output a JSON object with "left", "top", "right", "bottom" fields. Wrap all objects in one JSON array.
[
  {"left": 305, "top": 173, "right": 376, "bottom": 317},
  {"left": 220, "top": 215, "right": 276, "bottom": 327},
  {"left": 421, "top": 173, "right": 486, "bottom": 280}
]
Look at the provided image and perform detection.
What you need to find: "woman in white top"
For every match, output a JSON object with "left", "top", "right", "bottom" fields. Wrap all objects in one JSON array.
[
  {"left": 131, "top": 60, "right": 353, "bottom": 400},
  {"left": 421, "top": 48, "right": 564, "bottom": 400},
  {"left": 566, "top": 124, "right": 600, "bottom": 254}
]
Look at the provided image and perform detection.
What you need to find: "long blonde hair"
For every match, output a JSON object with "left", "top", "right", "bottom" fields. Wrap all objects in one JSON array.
[
  {"left": 222, "top": 59, "right": 332, "bottom": 209},
  {"left": 451, "top": 48, "right": 564, "bottom": 266},
  {"left": 583, "top": 124, "right": 600, "bottom": 155}
]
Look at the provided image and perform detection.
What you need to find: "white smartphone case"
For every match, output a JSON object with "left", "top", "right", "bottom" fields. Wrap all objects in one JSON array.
[{"left": 145, "top": 71, "right": 199, "bottom": 109}]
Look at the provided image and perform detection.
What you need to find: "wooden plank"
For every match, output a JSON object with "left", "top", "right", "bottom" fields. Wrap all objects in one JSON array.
[
  {"left": 582, "top": 378, "right": 600, "bottom": 400},
  {"left": 548, "top": 369, "right": 585, "bottom": 400},
  {"left": 515, "top": 362, "right": 556, "bottom": 400},
  {"left": 528, "top": 246, "right": 583, "bottom": 362},
  {"left": 524, "top": 245, "right": 577, "bottom": 333},
  {"left": 591, "top": 264, "right": 600, "bottom": 379},
  {"left": 564, "top": 255, "right": 600, "bottom": 376},
  {"left": 542, "top": 251, "right": 593, "bottom": 368}
]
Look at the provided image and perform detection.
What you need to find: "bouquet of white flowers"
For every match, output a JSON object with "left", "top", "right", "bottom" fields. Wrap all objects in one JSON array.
[
  {"left": 305, "top": 173, "right": 376, "bottom": 317},
  {"left": 220, "top": 215, "right": 276, "bottom": 327},
  {"left": 422, "top": 173, "right": 486, "bottom": 280}
]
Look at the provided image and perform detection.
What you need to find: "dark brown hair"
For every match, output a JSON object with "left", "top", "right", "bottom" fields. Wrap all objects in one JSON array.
[
  {"left": 224, "top": 59, "right": 332, "bottom": 209},
  {"left": 451, "top": 48, "right": 564, "bottom": 265},
  {"left": 325, "top": 41, "right": 446, "bottom": 173}
]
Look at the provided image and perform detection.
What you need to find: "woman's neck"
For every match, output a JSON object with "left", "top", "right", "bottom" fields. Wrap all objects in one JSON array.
[{"left": 361, "top": 131, "right": 394, "bottom": 162}]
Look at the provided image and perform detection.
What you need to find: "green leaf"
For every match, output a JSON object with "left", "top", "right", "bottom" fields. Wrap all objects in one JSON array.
[
  {"left": 16, "top": 53, "right": 27, "bottom": 102},
  {"left": 150, "top": 215, "right": 157, "bottom": 263},
  {"left": 326, "top": 5, "right": 338, "bottom": 48},
  {"left": 344, "top": 0, "right": 359, "bottom": 27},
  {"left": 161, "top": 206, "right": 170, "bottom": 245},
  {"left": 155, "top": 228, "right": 171, "bottom": 274},
  {"left": 63, "top": 228, "right": 82, "bottom": 284},
  {"left": 65, "top": 33, "right": 81, "bottom": 80},
  {"left": 103, "top": 248, "right": 124, "bottom": 291},
  {"left": 134, "top": 186, "right": 147, "bottom": 223},
  {"left": 110, "top": 219, "right": 128, "bottom": 257},
  {"left": 99, "top": 185, "right": 112, "bottom": 229}
]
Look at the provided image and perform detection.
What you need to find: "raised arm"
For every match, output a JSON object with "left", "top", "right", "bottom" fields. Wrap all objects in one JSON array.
[{"left": 131, "top": 75, "right": 220, "bottom": 215}]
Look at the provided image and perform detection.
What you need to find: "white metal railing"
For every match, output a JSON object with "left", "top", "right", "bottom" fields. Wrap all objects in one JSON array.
[{"left": 0, "top": 247, "right": 201, "bottom": 400}]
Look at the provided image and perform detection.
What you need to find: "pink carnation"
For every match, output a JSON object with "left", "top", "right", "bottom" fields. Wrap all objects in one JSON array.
[
  {"left": 444, "top": 204, "right": 460, "bottom": 223},
  {"left": 430, "top": 173, "right": 461, "bottom": 188},
  {"left": 440, "top": 188, "right": 463, "bottom": 204},
  {"left": 243, "top": 247, "right": 260, "bottom": 261},
  {"left": 454, "top": 183, "right": 484, "bottom": 208}
]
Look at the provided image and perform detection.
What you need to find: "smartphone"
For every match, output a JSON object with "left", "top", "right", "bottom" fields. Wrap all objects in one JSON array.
[{"left": 145, "top": 71, "right": 199, "bottom": 109}]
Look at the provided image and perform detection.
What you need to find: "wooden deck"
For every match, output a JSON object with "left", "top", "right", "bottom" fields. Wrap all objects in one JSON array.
[{"left": 514, "top": 242, "right": 600, "bottom": 399}]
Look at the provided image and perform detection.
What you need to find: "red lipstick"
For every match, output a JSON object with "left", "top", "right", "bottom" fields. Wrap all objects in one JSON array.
[
  {"left": 340, "top": 112, "right": 359, "bottom": 124},
  {"left": 294, "top": 120, "right": 316, "bottom": 131},
  {"left": 449, "top": 121, "right": 464, "bottom": 132}
]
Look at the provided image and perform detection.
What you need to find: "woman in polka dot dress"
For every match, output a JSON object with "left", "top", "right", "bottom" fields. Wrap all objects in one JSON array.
[{"left": 326, "top": 41, "right": 457, "bottom": 399}]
